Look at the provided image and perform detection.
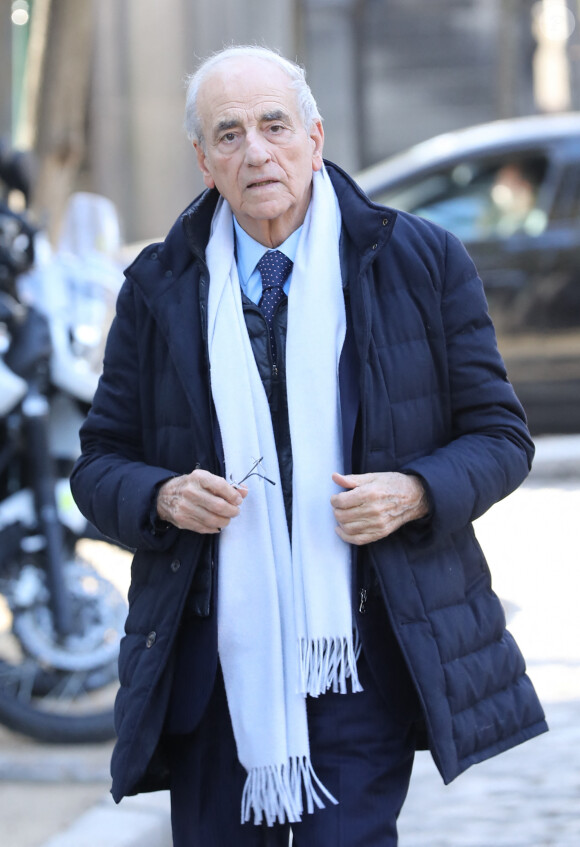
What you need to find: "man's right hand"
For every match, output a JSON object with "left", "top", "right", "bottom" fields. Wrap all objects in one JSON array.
[{"left": 156, "top": 469, "right": 247, "bottom": 534}]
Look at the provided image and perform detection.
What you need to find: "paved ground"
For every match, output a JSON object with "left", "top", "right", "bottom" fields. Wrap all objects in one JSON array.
[
  {"left": 1, "top": 436, "right": 579, "bottom": 846},
  {"left": 0, "top": 736, "right": 114, "bottom": 847}
]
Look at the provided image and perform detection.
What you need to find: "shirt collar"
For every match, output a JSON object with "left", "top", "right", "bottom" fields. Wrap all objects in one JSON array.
[{"left": 233, "top": 216, "right": 303, "bottom": 288}]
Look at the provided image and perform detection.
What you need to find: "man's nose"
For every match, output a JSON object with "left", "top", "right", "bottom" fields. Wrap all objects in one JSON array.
[{"left": 244, "top": 131, "right": 271, "bottom": 165}]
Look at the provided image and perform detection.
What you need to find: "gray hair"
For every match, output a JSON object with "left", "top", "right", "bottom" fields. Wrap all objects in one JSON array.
[{"left": 184, "top": 45, "right": 322, "bottom": 149}]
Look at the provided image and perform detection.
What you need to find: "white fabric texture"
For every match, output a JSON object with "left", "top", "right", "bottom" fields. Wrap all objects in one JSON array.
[{"left": 206, "top": 165, "right": 361, "bottom": 826}]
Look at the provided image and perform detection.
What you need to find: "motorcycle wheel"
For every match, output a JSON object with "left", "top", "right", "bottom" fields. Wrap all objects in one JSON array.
[{"left": 0, "top": 540, "right": 129, "bottom": 743}]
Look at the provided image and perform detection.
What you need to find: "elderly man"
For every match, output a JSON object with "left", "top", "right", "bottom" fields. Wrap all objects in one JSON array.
[{"left": 71, "top": 46, "right": 547, "bottom": 846}]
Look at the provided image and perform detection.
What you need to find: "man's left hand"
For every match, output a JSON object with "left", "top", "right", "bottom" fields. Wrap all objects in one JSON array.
[{"left": 330, "top": 472, "right": 430, "bottom": 546}]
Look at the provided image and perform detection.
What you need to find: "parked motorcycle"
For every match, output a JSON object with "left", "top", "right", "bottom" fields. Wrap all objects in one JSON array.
[{"left": 0, "top": 151, "right": 127, "bottom": 743}]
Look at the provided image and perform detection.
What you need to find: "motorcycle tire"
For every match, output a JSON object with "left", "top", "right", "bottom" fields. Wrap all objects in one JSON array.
[
  {"left": 0, "top": 669, "right": 116, "bottom": 742},
  {"left": 0, "top": 540, "right": 129, "bottom": 744}
]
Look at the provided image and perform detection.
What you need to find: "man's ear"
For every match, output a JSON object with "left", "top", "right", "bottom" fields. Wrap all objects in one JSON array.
[
  {"left": 310, "top": 120, "right": 325, "bottom": 172},
  {"left": 193, "top": 141, "right": 216, "bottom": 189}
]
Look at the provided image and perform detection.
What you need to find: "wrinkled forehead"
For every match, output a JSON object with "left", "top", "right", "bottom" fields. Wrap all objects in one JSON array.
[{"left": 197, "top": 57, "right": 300, "bottom": 127}]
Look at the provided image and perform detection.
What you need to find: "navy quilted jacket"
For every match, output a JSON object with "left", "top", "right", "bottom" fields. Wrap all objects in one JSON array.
[{"left": 71, "top": 161, "right": 547, "bottom": 803}]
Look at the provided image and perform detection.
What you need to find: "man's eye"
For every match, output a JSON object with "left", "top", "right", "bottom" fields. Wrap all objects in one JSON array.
[{"left": 220, "top": 132, "right": 237, "bottom": 143}]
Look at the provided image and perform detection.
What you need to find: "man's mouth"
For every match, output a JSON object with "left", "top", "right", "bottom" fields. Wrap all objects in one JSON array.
[{"left": 247, "top": 179, "right": 278, "bottom": 189}]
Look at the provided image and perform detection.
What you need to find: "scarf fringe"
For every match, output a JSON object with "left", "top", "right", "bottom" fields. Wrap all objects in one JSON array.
[
  {"left": 299, "top": 635, "right": 363, "bottom": 697},
  {"left": 241, "top": 756, "right": 338, "bottom": 826}
]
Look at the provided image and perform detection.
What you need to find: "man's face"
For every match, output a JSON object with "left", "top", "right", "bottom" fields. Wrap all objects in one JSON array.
[{"left": 194, "top": 57, "right": 324, "bottom": 246}]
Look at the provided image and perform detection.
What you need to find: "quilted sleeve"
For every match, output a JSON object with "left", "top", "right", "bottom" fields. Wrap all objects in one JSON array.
[
  {"left": 70, "top": 276, "right": 179, "bottom": 552},
  {"left": 401, "top": 230, "right": 534, "bottom": 540}
]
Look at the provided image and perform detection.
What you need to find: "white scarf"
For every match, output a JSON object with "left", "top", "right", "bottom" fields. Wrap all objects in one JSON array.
[{"left": 206, "top": 166, "right": 361, "bottom": 826}]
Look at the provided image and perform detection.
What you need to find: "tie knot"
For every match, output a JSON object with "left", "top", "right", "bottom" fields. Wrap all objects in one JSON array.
[{"left": 256, "top": 250, "right": 293, "bottom": 291}]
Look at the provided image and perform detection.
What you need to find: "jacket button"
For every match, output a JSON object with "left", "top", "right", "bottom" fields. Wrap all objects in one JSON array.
[
  {"left": 382, "top": 218, "right": 388, "bottom": 226},
  {"left": 170, "top": 558, "right": 181, "bottom": 573},
  {"left": 372, "top": 243, "right": 378, "bottom": 250},
  {"left": 145, "top": 631, "right": 156, "bottom": 648}
]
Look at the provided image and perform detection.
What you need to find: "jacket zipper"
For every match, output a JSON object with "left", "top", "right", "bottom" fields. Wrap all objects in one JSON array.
[{"left": 359, "top": 587, "right": 368, "bottom": 615}]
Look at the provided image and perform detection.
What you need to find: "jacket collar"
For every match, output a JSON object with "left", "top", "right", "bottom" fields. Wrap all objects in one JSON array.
[
  {"left": 123, "top": 186, "right": 218, "bottom": 291},
  {"left": 163, "top": 159, "right": 397, "bottom": 272},
  {"left": 325, "top": 160, "right": 397, "bottom": 264},
  {"left": 124, "top": 159, "right": 396, "bottom": 332}
]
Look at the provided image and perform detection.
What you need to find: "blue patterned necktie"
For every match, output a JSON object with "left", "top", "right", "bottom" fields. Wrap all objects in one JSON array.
[{"left": 257, "top": 249, "right": 293, "bottom": 365}]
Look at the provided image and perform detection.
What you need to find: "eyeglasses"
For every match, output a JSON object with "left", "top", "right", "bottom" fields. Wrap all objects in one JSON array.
[{"left": 230, "top": 456, "right": 276, "bottom": 489}]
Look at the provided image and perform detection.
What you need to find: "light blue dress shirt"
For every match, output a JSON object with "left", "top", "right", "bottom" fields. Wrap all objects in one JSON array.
[{"left": 233, "top": 217, "right": 302, "bottom": 304}]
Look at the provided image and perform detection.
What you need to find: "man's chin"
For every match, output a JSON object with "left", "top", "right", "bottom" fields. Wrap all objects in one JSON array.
[{"left": 240, "top": 198, "right": 292, "bottom": 223}]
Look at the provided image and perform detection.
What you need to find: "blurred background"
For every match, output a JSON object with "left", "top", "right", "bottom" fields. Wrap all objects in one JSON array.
[
  {"left": 1, "top": 3, "right": 579, "bottom": 846},
  {"left": 2, "top": 0, "right": 580, "bottom": 243},
  {"left": 3, "top": 0, "right": 580, "bottom": 437}
]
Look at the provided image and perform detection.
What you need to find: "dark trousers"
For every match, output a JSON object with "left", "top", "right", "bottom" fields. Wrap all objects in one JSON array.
[{"left": 168, "top": 594, "right": 422, "bottom": 846}]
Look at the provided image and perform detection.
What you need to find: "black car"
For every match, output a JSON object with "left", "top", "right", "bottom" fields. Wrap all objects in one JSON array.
[{"left": 355, "top": 114, "right": 580, "bottom": 435}]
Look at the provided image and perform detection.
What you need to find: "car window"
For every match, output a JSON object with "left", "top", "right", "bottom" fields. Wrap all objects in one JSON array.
[
  {"left": 551, "top": 163, "right": 580, "bottom": 222},
  {"left": 379, "top": 155, "right": 549, "bottom": 242}
]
